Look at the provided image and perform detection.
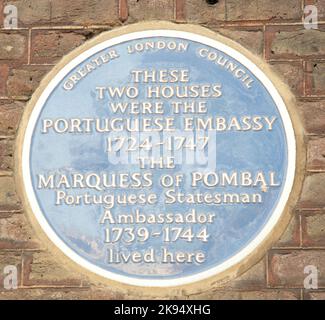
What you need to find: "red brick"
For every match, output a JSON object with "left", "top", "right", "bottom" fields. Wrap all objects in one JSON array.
[
  {"left": 31, "top": 31, "right": 88, "bottom": 64},
  {"left": 175, "top": 0, "right": 185, "bottom": 22},
  {"left": 316, "top": 0, "right": 325, "bottom": 19},
  {"left": 266, "top": 26, "right": 325, "bottom": 59},
  {"left": 305, "top": 61, "right": 313, "bottom": 96},
  {"left": 0, "top": 1, "right": 3, "bottom": 27},
  {"left": 0, "top": 287, "right": 127, "bottom": 299},
  {"left": 310, "top": 62, "right": 325, "bottom": 96},
  {"left": 268, "top": 250, "right": 325, "bottom": 288},
  {"left": 222, "top": 259, "right": 266, "bottom": 289},
  {"left": 298, "top": 173, "right": 325, "bottom": 209},
  {"left": 0, "top": 65, "right": 9, "bottom": 96},
  {"left": 296, "top": 99, "right": 325, "bottom": 135},
  {"left": 0, "top": 100, "right": 24, "bottom": 136},
  {"left": 0, "top": 213, "right": 40, "bottom": 250},
  {"left": 6, "top": 1, "right": 120, "bottom": 27},
  {"left": 307, "top": 137, "right": 325, "bottom": 171},
  {"left": 270, "top": 61, "right": 304, "bottom": 96},
  {"left": 119, "top": 0, "right": 129, "bottom": 22},
  {"left": 226, "top": 0, "right": 302, "bottom": 21},
  {"left": 7, "top": 66, "right": 51, "bottom": 98},
  {"left": 190, "top": 260, "right": 266, "bottom": 291},
  {"left": 51, "top": 0, "right": 119, "bottom": 26},
  {"left": 0, "top": 288, "right": 84, "bottom": 299},
  {"left": 189, "top": 289, "right": 299, "bottom": 300},
  {"left": 273, "top": 215, "right": 301, "bottom": 248},
  {"left": 0, "top": 138, "right": 13, "bottom": 171},
  {"left": 304, "top": 290, "right": 325, "bottom": 300},
  {"left": 0, "top": 32, "right": 27, "bottom": 62},
  {"left": 185, "top": 0, "right": 225, "bottom": 23},
  {"left": 128, "top": 0, "right": 174, "bottom": 21},
  {"left": 22, "top": 251, "right": 85, "bottom": 287},
  {"left": 0, "top": 176, "right": 21, "bottom": 211},
  {"left": 209, "top": 27, "right": 264, "bottom": 56},
  {"left": 301, "top": 211, "right": 325, "bottom": 247},
  {"left": 3, "top": 0, "right": 51, "bottom": 26}
]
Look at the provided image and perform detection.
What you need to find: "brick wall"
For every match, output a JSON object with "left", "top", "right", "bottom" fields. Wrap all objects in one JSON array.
[{"left": 0, "top": 0, "right": 324, "bottom": 300}]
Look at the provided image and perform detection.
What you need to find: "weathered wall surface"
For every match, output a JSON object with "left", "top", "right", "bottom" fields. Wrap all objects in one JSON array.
[{"left": 0, "top": 0, "right": 324, "bottom": 300}]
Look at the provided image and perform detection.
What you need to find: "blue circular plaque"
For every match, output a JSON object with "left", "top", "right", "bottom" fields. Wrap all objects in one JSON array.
[{"left": 19, "top": 26, "right": 296, "bottom": 287}]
